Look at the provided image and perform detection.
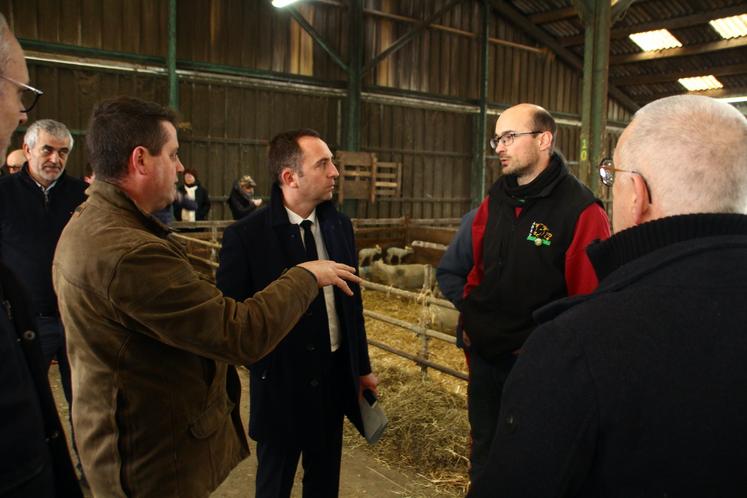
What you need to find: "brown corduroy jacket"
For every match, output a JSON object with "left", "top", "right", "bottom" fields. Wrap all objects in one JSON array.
[{"left": 53, "top": 180, "right": 318, "bottom": 497}]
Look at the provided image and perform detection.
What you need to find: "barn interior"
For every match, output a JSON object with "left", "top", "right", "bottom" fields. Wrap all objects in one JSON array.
[{"left": 7, "top": 0, "right": 746, "bottom": 495}]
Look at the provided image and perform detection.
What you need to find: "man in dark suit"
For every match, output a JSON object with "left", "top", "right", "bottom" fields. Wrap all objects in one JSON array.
[{"left": 217, "top": 128, "right": 377, "bottom": 498}]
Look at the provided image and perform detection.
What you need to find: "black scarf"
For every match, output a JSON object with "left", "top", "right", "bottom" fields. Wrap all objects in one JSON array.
[{"left": 492, "top": 152, "right": 567, "bottom": 208}]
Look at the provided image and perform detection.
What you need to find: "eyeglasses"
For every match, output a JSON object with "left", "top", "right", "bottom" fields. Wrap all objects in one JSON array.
[
  {"left": 599, "top": 158, "right": 653, "bottom": 203},
  {"left": 0, "top": 74, "right": 43, "bottom": 113},
  {"left": 489, "top": 130, "right": 542, "bottom": 150}
]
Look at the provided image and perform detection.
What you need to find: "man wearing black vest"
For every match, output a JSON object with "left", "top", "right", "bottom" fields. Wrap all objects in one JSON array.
[
  {"left": 217, "top": 129, "right": 377, "bottom": 498},
  {"left": 460, "top": 103, "right": 610, "bottom": 485}
]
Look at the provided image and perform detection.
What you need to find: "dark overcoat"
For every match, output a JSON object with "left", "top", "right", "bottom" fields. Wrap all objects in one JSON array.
[{"left": 217, "top": 183, "right": 371, "bottom": 444}]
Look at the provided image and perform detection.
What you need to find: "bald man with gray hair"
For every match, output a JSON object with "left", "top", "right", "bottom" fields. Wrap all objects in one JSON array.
[{"left": 469, "top": 95, "right": 747, "bottom": 497}]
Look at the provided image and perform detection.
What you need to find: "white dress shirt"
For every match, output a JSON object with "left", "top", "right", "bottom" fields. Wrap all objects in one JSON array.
[{"left": 285, "top": 206, "right": 341, "bottom": 352}]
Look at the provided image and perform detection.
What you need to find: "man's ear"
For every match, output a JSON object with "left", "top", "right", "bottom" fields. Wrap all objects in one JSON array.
[
  {"left": 538, "top": 131, "right": 553, "bottom": 152},
  {"left": 630, "top": 173, "right": 652, "bottom": 225},
  {"left": 129, "top": 146, "right": 149, "bottom": 176},
  {"left": 22, "top": 143, "right": 31, "bottom": 161},
  {"left": 279, "top": 167, "right": 298, "bottom": 188}
]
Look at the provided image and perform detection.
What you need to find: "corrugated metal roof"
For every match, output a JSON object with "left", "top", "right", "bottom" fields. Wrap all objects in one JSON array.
[{"left": 504, "top": 0, "right": 747, "bottom": 107}]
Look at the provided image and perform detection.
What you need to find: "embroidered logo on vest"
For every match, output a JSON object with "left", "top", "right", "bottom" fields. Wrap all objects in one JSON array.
[{"left": 527, "top": 222, "right": 552, "bottom": 246}]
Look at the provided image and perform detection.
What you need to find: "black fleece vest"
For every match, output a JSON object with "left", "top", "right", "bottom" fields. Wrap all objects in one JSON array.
[{"left": 462, "top": 162, "right": 596, "bottom": 362}]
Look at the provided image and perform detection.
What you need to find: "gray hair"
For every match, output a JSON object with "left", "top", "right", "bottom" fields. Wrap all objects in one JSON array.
[
  {"left": 24, "top": 119, "right": 74, "bottom": 150},
  {"left": 616, "top": 95, "right": 747, "bottom": 215},
  {"left": 0, "top": 13, "right": 12, "bottom": 73}
]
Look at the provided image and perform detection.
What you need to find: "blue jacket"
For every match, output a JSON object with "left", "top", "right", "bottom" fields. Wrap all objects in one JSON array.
[
  {"left": 436, "top": 208, "right": 477, "bottom": 348},
  {"left": 216, "top": 183, "right": 371, "bottom": 444}
]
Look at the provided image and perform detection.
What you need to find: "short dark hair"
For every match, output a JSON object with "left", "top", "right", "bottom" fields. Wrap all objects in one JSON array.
[
  {"left": 86, "top": 96, "right": 177, "bottom": 182},
  {"left": 268, "top": 128, "right": 321, "bottom": 183},
  {"left": 531, "top": 107, "right": 557, "bottom": 150}
]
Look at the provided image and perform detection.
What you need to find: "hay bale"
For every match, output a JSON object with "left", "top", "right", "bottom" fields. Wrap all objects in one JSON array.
[{"left": 345, "top": 290, "right": 471, "bottom": 495}]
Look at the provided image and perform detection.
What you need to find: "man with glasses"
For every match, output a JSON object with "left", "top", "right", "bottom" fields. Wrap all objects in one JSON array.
[
  {"left": 0, "top": 12, "right": 82, "bottom": 498},
  {"left": 468, "top": 95, "right": 747, "bottom": 497},
  {"left": 1, "top": 148, "right": 24, "bottom": 175},
  {"left": 461, "top": 103, "right": 610, "bottom": 486}
]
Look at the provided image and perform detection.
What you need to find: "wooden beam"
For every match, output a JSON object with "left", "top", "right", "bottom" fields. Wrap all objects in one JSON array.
[
  {"left": 612, "top": 63, "right": 747, "bottom": 86},
  {"left": 611, "top": 36, "right": 747, "bottom": 64},
  {"left": 362, "top": 0, "right": 464, "bottom": 75},
  {"left": 528, "top": 6, "right": 577, "bottom": 25},
  {"left": 561, "top": 4, "right": 747, "bottom": 47},
  {"left": 610, "top": 0, "right": 637, "bottom": 24},
  {"left": 487, "top": 0, "right": 639, "bottom": 112}
]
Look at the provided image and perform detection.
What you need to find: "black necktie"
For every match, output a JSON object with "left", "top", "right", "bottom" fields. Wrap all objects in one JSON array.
[{"left": 300, "top": 220, "right": 319, "bottom": 261}]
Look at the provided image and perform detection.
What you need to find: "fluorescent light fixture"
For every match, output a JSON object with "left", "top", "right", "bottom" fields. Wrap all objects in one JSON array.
[
  {"left": 272, "top": 0, "right": 301, "bottom": 7},
  {"left": 629, "top": 29, "right": 682, "bottom": 51},
  {"left": 709, "top": 14, "right": 747, "bottom": 39},
  {"left": 678, "top": 75, "right": 724, "bottom": 91}
]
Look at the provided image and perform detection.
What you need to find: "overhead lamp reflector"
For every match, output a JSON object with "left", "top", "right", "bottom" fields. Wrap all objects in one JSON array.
[
  {"left": 709, "top": 14, "right": 747, "bottom": 39},
  {"left": 678, "top": 75, "right": 724, "bottom": 92},
  {"left": 272, "top": 0, "right": 301, "bottom": 7},
  {"left": 629, "top": 29, "right": 682, "bottom": 51}
]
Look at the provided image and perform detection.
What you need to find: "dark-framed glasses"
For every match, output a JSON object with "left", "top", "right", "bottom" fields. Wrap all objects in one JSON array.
[
  {"left": 599, "top": 157, "right": 653, "bottom": 203},
  {"left": 489, "top": 130, "right": 542, "bottom": 150},
  {"left": 0, "top": 74, "right": 43, "bottom": 113}
]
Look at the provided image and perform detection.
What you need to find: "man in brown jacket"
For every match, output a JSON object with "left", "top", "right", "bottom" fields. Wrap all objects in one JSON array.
[{"left": 52, "top": 96, "right": 360, "bottom": 498}]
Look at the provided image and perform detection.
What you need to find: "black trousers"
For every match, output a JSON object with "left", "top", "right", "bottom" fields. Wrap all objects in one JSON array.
[
  {"left": 255, "top": 351, "right": 347, "bottom": 498},
  {"left": 467, "top": 350, "right": 516, "bottom": 483}
]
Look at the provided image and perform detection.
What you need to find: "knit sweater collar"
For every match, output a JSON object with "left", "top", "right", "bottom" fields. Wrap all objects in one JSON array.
[{"left": 587, "top": 213, "right": 747, "bottom": 282}]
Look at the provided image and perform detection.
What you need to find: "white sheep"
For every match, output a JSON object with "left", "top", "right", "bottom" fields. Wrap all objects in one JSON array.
[
  {"left": 358, "top": 244, "right": 382, "bottom": 267},
  {"left": 385, "top": 245, "right": 414, "bottom": 265},
  {"left": 368, "top": 259, "right": 435, "bottom": 291}
]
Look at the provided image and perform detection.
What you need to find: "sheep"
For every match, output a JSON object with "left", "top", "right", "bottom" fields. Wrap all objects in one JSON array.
[
  {"left": 385, "top": 245, "right": 414, "bottom": 265},
  {"left": 368, "top": 259, "right": 435, "bottom": 291},
  {"left": 358, "top": 244, "right": 382, "bottom": 267},
  {"left": 426, "top": 304, "right": 460, "bottom": 335}
]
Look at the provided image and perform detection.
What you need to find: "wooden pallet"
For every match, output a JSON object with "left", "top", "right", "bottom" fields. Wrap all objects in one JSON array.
[{"left": 336, "top": 151, "right": 401, "bottom": 203}]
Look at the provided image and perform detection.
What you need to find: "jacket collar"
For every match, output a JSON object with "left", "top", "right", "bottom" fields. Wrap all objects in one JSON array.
[
  {"left": 18, "top": 163, "right": 68, "bottom": 191},
  {"left": 86, "top": 180, "right": 171, "bottom": 236},
  {"left": 588, "top": 213, "right": 747, "bottom": 281},
  {"left": 534, "top": 213, "right": 747, "bottom": 323}
]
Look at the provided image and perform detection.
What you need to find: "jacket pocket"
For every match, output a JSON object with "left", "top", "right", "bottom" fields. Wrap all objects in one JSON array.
[{"left": 188, "top": 396, "right": 235, "bottom": 439}]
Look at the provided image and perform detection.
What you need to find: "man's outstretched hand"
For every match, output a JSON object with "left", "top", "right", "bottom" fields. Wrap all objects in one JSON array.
[{"left": 297, "top": 260, "right": 361, "bottom": 296}]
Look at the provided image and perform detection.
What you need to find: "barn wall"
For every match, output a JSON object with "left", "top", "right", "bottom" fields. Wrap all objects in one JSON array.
[{"left": 3, "top": 0, "right": 631, "bottom": 220}]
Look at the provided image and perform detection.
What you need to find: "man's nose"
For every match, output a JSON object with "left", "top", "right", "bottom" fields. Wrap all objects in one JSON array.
[
  {"left": 176, "top": 158, "right": 185, "bottom": 172},
  {"left": 328, "top": 162, "right": 339, "bottom": 178},
  {"left": 18, "top": 111, "right": 28, "bottom": 126}
]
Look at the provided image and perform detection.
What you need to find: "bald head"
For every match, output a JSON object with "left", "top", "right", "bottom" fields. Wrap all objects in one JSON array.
[
  {"left": 5, "top": 148, "right": 24, "bottom": 172},
  {"left": 493, "top": 103, "right": 557, "bottom": 185},
  {"left": 614, "top": 95, "right": 747, "bottom": 227}
]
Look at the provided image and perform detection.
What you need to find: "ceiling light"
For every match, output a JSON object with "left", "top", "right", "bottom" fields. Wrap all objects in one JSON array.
[
  {"left": 678, "top": 75, "right": 724, "bottom": 91},
  {"left": 272, "top": 0, "right": 301, "bottom": 7},
  {"left": 629, "top": 29, "right": 682, "bottom": 51},
  {"left": 709, "top": 14, "right": 747, "bottom": 39}
]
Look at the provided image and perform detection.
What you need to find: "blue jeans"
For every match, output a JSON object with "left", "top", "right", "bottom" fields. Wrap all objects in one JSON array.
[
  {"left": 467, "top": 350, "right": 516, "bottom": 483},
  {"left": 36, "top": 315, "right": 72, "bottom": 406}
]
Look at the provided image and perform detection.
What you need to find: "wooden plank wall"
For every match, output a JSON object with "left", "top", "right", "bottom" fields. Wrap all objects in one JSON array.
[{"left": 2, "top": 0, "right": 631, "bottom": 221}]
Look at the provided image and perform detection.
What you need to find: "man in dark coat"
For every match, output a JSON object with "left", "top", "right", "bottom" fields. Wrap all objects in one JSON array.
[
  {"left": 468, "top": 95, "right": 747, "bottom": 497},
  {"left": 217, "top": 128, "right": 378, "bottom": 498},
  {"left": 0, "top": 118, "right": 87, "bottom": 433},
  {"left": 227, "top": 174, "right": 263, "bottom": 220},
  {"left": 0, "top": 13, "right": 81, "bottom": 497}
]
